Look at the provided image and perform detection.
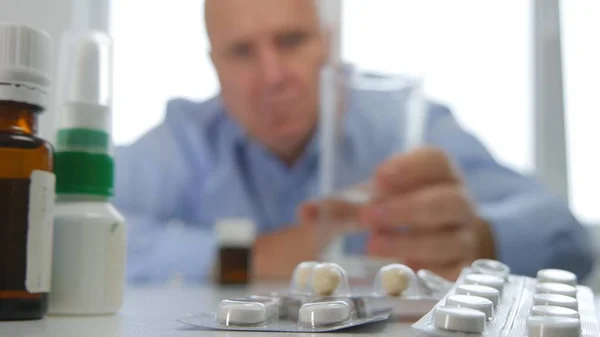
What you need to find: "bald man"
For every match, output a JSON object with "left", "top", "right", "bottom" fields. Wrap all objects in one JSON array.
[{"left": 114, "top": 0, "right": 595, "bottom": 284}]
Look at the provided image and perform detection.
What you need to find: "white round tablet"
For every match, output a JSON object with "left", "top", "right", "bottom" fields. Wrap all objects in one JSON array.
[
  {"left": 527, "top": 316, "right": 581, "bottom": 337},
  {"left": 534, "top": 294, "right": 579, "bottom": 311},
  {"left": 465, "top": 273, "right": 504, "bottom": 293},
  {"left": 217, "top": 300, "right": 267, "bottom": 325},
  {"left": 379, "top": 264, "right": 413, "bottom": 296},
  {"left": 291, "top": 261, "right": 319, "bottom": 293},
  {"left": 471, "top": 259, "right": 510, "bottom": 279},
  {"left": 455, "top": 284, "right": 500, "bottom": 306},
  {"left": 299, "top": 301, "right": 351, "bottom": 327},
  {"left": 531, "top": 305, "right": 580, "bottom": 319},
  {"left": 536, "top": 282, "right": 578, "bottom": 298},
  {"left": 537, "top": 269, "right": 578, "bottom": 286},
  {"left": 445, "top": 295, "right": 494, "bottom": 319},
  {"left": 311, "top": 263, "right": 344, "bottom": 296},
  {"left": 433, "top": 306, "right": 486, "bottom": 333}
]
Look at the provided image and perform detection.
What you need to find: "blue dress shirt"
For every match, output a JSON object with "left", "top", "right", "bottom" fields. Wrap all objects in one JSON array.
[{"left": 113, "top": 78, "right": 595, "bottom": 285}]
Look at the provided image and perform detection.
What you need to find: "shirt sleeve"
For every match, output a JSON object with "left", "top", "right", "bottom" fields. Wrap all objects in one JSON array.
[
  {"left": 426, "top": 102, "right": 596, "bottom": 281},
  {"left": 112, "top": 101, "right": 216, "bottom": 285}
]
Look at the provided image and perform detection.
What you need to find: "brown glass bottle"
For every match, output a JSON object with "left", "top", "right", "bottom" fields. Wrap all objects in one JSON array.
[
  {"left": 217, "top": 247, "right": 252, "bottom": 285},
  {"left": 0, "top": 101, "right": 54, "bottom": 320},
  {"left": 214, "top": 219, "right": 256, "bottom": 285}
]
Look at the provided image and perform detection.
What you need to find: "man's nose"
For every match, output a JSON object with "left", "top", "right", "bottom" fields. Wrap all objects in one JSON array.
[{"left": 257, "top": 47, "right": 286, "bottom": 89}]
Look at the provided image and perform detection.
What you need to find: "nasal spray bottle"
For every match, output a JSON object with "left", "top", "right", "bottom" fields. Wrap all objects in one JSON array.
[{"left": 48, "top": 31, "right": 126, "bottom": 315}]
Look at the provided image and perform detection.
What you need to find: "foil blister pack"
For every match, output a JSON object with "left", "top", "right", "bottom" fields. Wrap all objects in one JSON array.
[
  {"left": 177, "top": 261, "right": 447, "bottom": 333},
  {"left": 412, "top": 260, "right": 600, "bottom": 337}
]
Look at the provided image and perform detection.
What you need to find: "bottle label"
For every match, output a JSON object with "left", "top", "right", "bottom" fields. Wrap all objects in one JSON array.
[{"left": 26, "top": 170, "right": 56, "bottom": 293}]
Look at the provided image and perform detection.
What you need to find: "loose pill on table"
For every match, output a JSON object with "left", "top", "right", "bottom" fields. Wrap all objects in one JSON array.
[
  {"left": 380, "top": 265, "right": 412, "bottom": 296},
  {"left": 455, "top": 284, "right": 500, "bottom": 306},
  {"left": 299, "top": 301, "right": 351, "bottom": 327},
  {"left": 537, "top": 269, "right": 578, "bottom": 286},
  {"left": 217, "top": 300, "right": 267, "bottom": 325},
  {"left": 311, "top": 263, "right": 343, "bottom": 296},
  {"left": 527, "top": 316, "right": 581, "bottom": 337},
  {"left": 433, "top": 306, "right": 486, "bottom": 333}
]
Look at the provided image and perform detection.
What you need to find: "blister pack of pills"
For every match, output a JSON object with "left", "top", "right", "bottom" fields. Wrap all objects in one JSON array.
[
  {"left": 412, "top": 259, "right": 600, "bottom": 337},
  {"left": 177, "top": 261, "right": 448, "bottom": 332}
]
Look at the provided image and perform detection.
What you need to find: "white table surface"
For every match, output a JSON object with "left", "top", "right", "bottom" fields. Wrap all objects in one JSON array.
[
  {"left": 1, "top": 285, "right": 597, "bottom": 337},
  {"left": 0, "top": 284, "right": 421, "bottom": 337}
]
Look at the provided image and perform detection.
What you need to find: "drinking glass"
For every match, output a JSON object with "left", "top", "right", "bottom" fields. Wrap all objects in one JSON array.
[{"left": 316, "top": 62, "right": 427, "bottom": 283}]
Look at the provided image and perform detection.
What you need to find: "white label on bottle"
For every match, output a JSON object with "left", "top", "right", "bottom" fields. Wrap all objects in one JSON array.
[{"left": 26, "top": 170, "right": 56, "bottom": 293}]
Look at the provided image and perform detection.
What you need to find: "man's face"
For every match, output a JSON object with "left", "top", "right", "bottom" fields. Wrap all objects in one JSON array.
[{"left": 207, "top": 0, "right": 327, "bottom": 160}]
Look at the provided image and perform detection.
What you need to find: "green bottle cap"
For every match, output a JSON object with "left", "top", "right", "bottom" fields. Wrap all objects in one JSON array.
[{"left": 54, "top": 151, "right": 113, "bottom": 197}]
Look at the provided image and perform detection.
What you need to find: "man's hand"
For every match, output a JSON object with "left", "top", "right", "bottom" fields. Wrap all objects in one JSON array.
[
  {"left": 252, "top": 200, "right": 359, "bottom": 281},
  {"left": 361, "top": 147, "right": 496, "bottom": 280}
]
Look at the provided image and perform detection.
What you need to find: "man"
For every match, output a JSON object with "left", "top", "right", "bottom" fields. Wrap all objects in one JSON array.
[{"left": 114, "top": 0, "right": 595, "bottom": 284}]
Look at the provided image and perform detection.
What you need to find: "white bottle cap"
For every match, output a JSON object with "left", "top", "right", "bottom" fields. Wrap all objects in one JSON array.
[
  {"left": 536, "top": 282, "right": 578, "bottom": 298},
  {"left": 215, "top": 218, "right": 256, "bottom": 247},
  {"left": 445, "top": 295, "right": 494, "bottom": 319},
  {"left": 217, "top": 300, "right": 267, "bottom": 325},
  {"left": 534, "top": 294, "right": 579, "bottom": 311},
  {"left": 299, "top": 301, "right": 351, "bottom": 327},
  {"left": 527, "top": 316, "right": 581, "bottom": 337},
  {"left": 471, "top": 259, "right": 510, "bottom": 279},
  {"left": 531, "top": 305, "right": 580, "bottom": 319},
  {"left": 537, "top": 269, "right": 578, "bottom": 286},
  {"left": 455, "top": 284, "right": 500, "bottom": 306},
  {"left": 433, "top": 306, "right": 486, "bottom": 333},
  {"left": 465, "top": 273, "right": 504, "bottom": 293},
  {"left": 0, "top": 23, "right": 51, "bottom": 108},
  {"left": 57, "top": 31, "right": 113, "bottom": 135}
]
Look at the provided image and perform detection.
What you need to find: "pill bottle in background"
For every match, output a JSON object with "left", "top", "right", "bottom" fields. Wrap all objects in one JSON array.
[
  {"left": 48, "top": 31, "right": 126, "bottom": 315},
  {"left": 0, "top": 23, "right": 56, "bottom": 321},
  {"left": 214, "top": 219, "right": 257, "bottom": 285}
]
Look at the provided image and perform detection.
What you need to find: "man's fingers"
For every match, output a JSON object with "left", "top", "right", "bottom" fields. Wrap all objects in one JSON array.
[
  {"left": 374, "top": 147, "right": 460, "bottom": 197},
  {"left": 367, "top": 227, "right": 470, "bottom": 266},
  {"left": 298, "top": 199, "right": 362, "bottom": 226},
  {"left": 362, "top": 184, "right": 474, "bottom": 230}
]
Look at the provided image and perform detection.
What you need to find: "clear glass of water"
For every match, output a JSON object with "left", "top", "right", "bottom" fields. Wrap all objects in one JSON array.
[{"left": 316, "top": 63, "right": 427, "bottom": 283}]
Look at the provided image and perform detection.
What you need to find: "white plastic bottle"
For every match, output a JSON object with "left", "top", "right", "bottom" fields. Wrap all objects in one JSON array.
[
  {"left": 50, "top": 196, "right": 126, "bottom": 314},
  {"left": 48, "top": 31, "right": 126, "bottom": 315}
]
